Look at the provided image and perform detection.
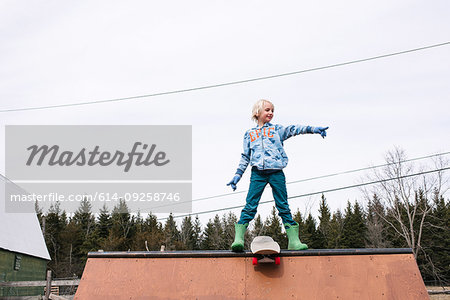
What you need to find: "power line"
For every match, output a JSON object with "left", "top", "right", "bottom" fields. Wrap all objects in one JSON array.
[
  {"left": 147, "top": 150, "right": 450, "bottom": 211},
  {"left": 157, "top": 166, "right": 450, "bottom": 221},
  {"left": 1, "top": 41, "right": 449, "bottom": 113}
]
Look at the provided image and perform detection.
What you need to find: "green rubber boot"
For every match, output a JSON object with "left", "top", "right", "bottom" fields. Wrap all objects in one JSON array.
[
  {"left": 285, "top": 222, "right": 308, "bottom": 250},
  {"left": 231, "top": 223, "right": 248, "bottom": 252}
]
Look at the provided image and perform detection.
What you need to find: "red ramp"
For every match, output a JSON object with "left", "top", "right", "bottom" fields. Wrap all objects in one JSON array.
[{"left": 75, "top": 248, "right": 428, "bottom": 299}]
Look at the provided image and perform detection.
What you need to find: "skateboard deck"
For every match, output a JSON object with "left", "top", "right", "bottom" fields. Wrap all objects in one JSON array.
[{"left": 250, "top": 236, "right": 281, "bottom": 265}]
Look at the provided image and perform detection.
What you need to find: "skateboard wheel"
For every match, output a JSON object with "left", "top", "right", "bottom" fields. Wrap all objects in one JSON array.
[
  {"left": 275, "top": 257, "right": 281, "bottom": 265},
  {"left": 252, "top": 257, "right": 258, "bottom": 265}
]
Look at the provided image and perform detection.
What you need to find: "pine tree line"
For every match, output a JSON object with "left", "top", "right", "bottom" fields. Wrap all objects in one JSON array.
[{"left": 36, "top": 192, "right": 449, "bottom": 285}]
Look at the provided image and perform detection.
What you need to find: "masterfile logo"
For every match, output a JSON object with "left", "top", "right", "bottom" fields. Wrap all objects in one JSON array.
[
  {"left": 4, "top": 125, "right": 192, "bottom": 213},
  {"left": 25, "top": 142, "right": 170, "bottom": 172},
  {"left": 6, "top": 125, "right": 191, "bottom": 180}
]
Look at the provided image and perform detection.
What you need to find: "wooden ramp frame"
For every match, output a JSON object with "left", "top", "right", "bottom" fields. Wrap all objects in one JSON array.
[{"left": 74, "top": 248, "right": 428, "bottom": 299}]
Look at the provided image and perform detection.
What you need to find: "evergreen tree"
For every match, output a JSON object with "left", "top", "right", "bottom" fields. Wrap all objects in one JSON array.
[
  {"left": 73, "top": 198, "right": 98, "bottom": 255},
  {"left": 352, "top": 201, "right": 367, "bottom": 246},
  {"left": 145, "top": 212, "right": 164, "bottom": 250},
  {"left": 384, "top": 198, "right": 409, "bottom": 248},
  {"left": 192, "top": 216, "right": 202, "bottom": 250},
  {"left": 96, "top": 204, "right": 111, "bottom": 240},
  {"left": 302, "top": 213, "right": 320, "bottom": 248},
  {"left": 134, "top": 211, "right": 144, "bottom": 234},
  {"left": 222, "top": 212, "right": 238, "bottom": 250},
  {"left": 180, "top": 216, "right": 195, "bottom": 250},
  {"left": 201, "top": 220, "right": 216, "bottom": 250},
  {"left": 414, "top": 191, "right": 449, "bottom": 284},
  {"left": 66, "top": 198, "right": 99, "bottom": 275},
  {"left": 264, "top": 207, "right": 287, "bottom": 248},
  {"left": 341, "top": 201, "right": 367, "bottom": 248},
  {"left": 132, "top": 212, "right": 164, "bottom": 251},
  {"left": 163, "top": 213, "right": 182, "bottom": 250},
  {"left": 293, "top": 209, "right": 307, "bottom": 242},
  {"left": 130, "top": 211, "right": 145, "bottom": 251},
  {"left": 213, "top": 214, "right": 225, "bottom": 249},
  {"left": 101, "top": 199, "right": 135, "bottom": 251},
  {"left": 292, "top": 209, "right": 304, "bottom": 226},
  {"left": 341, "top": 201, "right": 354, "bottom": 248},
  {"left": 250, "top": 214, "right": 265, "bottom": 239},
  {"left": 60, "top": 218, "right": 84, "bottom": 276},
  {"left": 44, "top": 202, "right": 68, "bottom": 277},
  {"left": 328, "top": 209, "right": 344, "bottom": 248},
  {"left": 72, "top": 198, "right": 96, "bottom": 237},
  {"left": 424, "top": 193, "right": 450, "bottom": 284},
  {"left": 317, "top": 194, "right": 331, "bottom": 248},
  {"left": 202, "top": 215, "right": 223, "bottom": 250}
]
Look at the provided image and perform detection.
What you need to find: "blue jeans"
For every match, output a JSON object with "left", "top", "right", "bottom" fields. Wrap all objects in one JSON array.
[{"left": 238, "top": 167, "right": 295, "bottom": 225}]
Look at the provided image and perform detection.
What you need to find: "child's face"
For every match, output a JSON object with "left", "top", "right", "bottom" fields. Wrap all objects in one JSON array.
[{"left": 257, "top": 102, "right": 274, "bottom": 124}]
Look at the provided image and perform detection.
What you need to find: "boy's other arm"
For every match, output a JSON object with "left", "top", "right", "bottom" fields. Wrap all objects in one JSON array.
[
  {"left": 227, "top": 132, "right": 250, "bottom": 191},
  {"left": 236, "top": 132, "right": 251, "bottom": 176}
]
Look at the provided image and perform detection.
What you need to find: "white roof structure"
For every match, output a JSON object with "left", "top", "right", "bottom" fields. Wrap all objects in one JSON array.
[{"left": 0, "top": 175, "right": 51, "bottom": 260}]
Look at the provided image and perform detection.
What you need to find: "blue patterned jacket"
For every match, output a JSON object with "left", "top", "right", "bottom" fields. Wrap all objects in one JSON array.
[{"left": 235, "top": 122, "right": 315, "bottom": 176}]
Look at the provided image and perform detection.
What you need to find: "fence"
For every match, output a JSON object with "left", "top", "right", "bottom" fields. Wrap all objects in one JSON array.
[{"left": 0, "top": 271, "right": 79, "bottom": 300}]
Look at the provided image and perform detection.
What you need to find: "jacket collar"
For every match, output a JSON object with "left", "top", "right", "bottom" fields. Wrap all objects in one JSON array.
[{"left": 252, "top": 122, "right": 273, "bottom": 129}]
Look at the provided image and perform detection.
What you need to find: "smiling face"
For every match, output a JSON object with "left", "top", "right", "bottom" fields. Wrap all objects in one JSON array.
[{"left": 257, "top": 101, "right": 274, "bottom": 127}]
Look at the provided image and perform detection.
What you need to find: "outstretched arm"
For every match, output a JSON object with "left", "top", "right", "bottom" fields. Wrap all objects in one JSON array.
[{"left": 278, "top": 125, "right": 329, "bottom": 140}]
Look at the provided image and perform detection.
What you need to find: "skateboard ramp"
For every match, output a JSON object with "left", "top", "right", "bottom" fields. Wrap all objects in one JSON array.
[{"left": 74, "top": 248, "right": 428, "bottom": 299}]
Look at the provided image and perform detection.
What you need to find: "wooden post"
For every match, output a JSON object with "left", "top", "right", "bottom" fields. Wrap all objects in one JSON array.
[{"left": 44, "top": 270, "right": 52, "bottom": 300}]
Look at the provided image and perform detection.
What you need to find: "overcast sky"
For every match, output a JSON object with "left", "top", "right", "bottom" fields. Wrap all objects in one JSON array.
[{"left": 1, "top": 0, "right": 449, "bottom": 225}]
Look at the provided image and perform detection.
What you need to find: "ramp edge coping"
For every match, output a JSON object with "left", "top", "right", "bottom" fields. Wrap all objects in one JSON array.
[{"left": 87, "top": 248, "right": 413, "bottom": 258}]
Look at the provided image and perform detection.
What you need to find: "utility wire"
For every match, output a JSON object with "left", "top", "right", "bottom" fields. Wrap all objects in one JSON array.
[
  {"left": 148, "top": 151, "right": 450, "bottom": 211},
  {"left": 157, "top": 166, "right": 450, "bottom": 221},
  {"left": 1, "top": 41, "right": 449, "bottom": 113}
]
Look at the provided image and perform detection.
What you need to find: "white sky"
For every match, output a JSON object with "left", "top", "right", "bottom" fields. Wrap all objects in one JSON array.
[{"left": 1, "top": 0, "right": 449, "bottom": 226}]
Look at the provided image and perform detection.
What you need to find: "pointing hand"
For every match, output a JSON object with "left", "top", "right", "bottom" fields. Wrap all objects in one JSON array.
[{"left": 314, "top": 126, "right": 329, "bottom": 138}]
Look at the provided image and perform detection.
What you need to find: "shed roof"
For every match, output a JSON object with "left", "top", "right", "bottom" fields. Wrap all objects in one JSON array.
[{"left": 0, "top": 175, "right": 51, "bottom": 260}]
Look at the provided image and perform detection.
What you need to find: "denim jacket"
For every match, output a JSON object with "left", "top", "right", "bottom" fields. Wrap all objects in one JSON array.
[{"left": 235, "top": 122, "right": 314, "bottom": 176}]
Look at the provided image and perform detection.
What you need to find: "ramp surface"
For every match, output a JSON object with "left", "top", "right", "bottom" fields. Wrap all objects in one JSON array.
[{"left": 75, "top": 248, "right": 428, "bottom": 299}]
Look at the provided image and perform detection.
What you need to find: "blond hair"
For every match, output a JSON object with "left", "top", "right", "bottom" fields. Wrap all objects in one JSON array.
[{"left": 251, "top": 99, "right": 274, "bottom": 122}]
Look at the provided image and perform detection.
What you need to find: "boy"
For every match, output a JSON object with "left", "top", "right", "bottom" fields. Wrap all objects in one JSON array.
[{"left": 227, "top": 99, "right": 328, "bottom": 252}]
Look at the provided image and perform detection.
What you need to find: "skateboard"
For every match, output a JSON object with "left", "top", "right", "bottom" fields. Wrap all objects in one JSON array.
[{"left": 250, "top": 236, "right": 281, "bottom": 265}]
